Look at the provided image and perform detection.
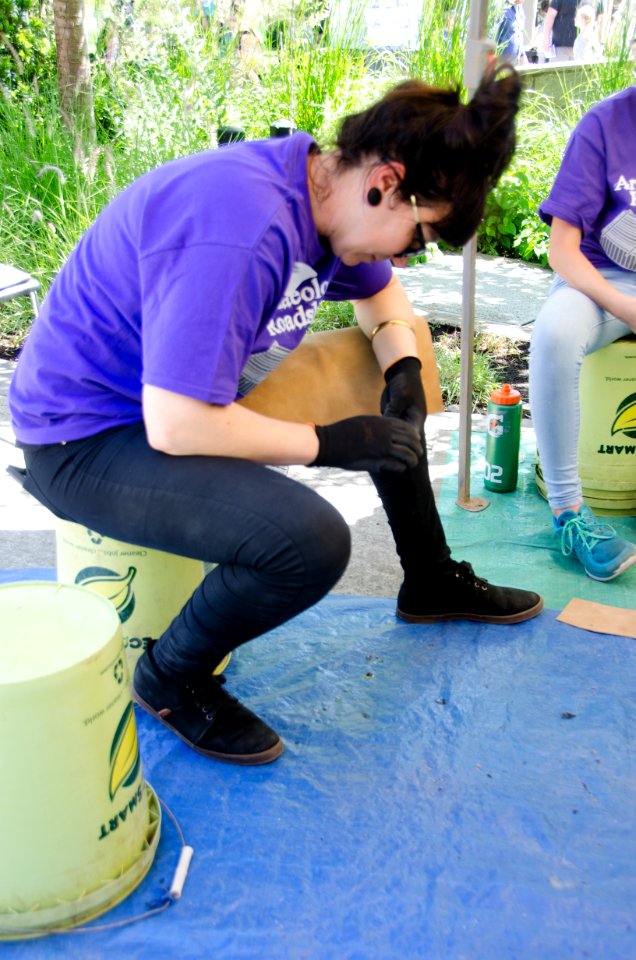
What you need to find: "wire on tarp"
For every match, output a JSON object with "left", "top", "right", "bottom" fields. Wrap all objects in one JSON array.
[{"left": 0, "top": 792, "right": 191, "bottom": 940}]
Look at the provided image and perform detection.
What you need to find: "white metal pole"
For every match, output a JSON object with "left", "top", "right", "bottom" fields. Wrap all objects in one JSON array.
[{"left": 457, "top": 7, "right": 494, "bottom": 512}]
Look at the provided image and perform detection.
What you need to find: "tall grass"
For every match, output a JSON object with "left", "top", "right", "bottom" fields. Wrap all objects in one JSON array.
[
  {"left": 409, "top": 0, "right": 469, "bottom": 87},
  {"left": 1, "top": 0, "right": 635, "bottom": 353},
  {"left": 0, "top": 0, "right": 385, "bottom": 352},
  {"left": 258, "top": 0, "right": 376, "bottom": 140},
  {"left": 0, "top": 87, "right": 111, "bottom": 351},
  {"left": 432, "top": 328, "right": 501, "bottom": 410},
  {"left": 0, "top": 11, "right": 240, "bottom": 352}
]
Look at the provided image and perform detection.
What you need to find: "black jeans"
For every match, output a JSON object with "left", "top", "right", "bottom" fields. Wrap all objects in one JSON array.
[
  {"left": 22, "top": 419, "right": 451, "bottom": 677},
  {"left": 22, "top": 423, "right": 351, "bottom": 678}
]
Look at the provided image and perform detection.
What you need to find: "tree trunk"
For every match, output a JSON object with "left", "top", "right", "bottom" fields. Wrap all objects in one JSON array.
[{"left": 53, "top": 0, "right": 95, "bottom": 143}]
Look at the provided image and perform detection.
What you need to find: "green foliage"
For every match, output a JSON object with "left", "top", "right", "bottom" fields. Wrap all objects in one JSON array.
[
  {"left": 268, "top": 44, "right": 370, "bottom": 139},
  {"left": 409, "top": 0, "right": 469, "bottom": 87},
  {"left": 240, "top": 0, "right": 376, "bottom": 141},
  {"left": 311, "top": 299, "right": 356, "bottom": 332},
  {"left": 477, "top": 89, "right": 574, "bottom": 264},
  {"left": 89, "top": 7, "right": 238, "bottom": 148},
  {"left": 0, "top": 82, "right": 120, "bottom": 353},
  {"left": 479, "top": 166, "right": 551, "bottom": 266},
  {"left": 0, "top": 0, "right": 54, "bottom": 88},
  {"left": 432, "top": 328, "right": 501, "bottom": 411},
  {"left": 2, "top": 0, "right": 635, "bottom": 354}
]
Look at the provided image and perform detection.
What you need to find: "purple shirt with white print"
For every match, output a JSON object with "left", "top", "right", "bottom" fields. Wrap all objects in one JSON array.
[
  {"left": 539, "top": 86, "right": 636, "bottom": 274},
  {"left": 10, "top": 133, "right": 391, "bottom": 445}
]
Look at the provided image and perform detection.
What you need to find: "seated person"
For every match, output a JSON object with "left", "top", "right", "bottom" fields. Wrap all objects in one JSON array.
[
  {"left": 530, "top": 85, "right": 636, "bottom": 581},
  {"left": 10, "top": 66, "right": 542, "bottom": 767}
]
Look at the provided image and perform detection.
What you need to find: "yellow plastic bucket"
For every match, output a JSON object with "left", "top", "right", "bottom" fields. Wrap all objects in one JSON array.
[
  {"left": 0, "top": 581, "right": 161, "bottom": 939},
  {"left": 535, "top": 458, "right": 636, "bottom": 517},
  {"left": 535, "top": 337, "right": 636, "bottom": 517},
  {"left": 579, "top": 337, "right": 636, "bottom": 494},
  {"left": 55, "top": 520, "right": 230, "bottom": 675}
]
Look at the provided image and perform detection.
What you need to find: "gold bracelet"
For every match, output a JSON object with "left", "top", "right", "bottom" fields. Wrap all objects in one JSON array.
[{"left": 369, "top": 319, "right": 415, "bottom": 342}]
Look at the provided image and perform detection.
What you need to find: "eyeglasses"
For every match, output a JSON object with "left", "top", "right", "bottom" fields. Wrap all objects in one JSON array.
[{"left": 394, "top": 194, "right": 428, "bottom": 260}]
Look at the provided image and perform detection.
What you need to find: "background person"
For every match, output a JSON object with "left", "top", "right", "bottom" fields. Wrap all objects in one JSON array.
[
  {"left": 527, "top": 0, "right": 551, "bottom": 62},
  {"left": 573, "top": 3, "right": 603, "bottom": 60},
  {"left": 529, "top": 85, "right": 636, "bottom": 581},
  {"left": 495, "top": 0, "right": 529, "bottom": 65},
  {"left": 9, "top": 65, "right": 542, "bottom": 768},
  {"left": 542, "top": 0, "right": 578, "bottom": 60}
]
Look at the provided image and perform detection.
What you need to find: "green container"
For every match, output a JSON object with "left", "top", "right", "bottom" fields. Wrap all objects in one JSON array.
[
  {"left": 0, "top": 581, "right": 161, "bottom": 939},
  {"left": 484, "top": 384, "right": 522, "bottom": 493}
]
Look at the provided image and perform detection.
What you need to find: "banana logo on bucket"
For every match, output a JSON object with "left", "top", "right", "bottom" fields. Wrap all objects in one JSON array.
[
  {"left": 109, "top": 701, "right": 141, "bottom": 801},
  {"left": 611, "top": 393, "right": 636, "bottom": 440},
  {"left": 75, "top": 566, "right": 137, "bottom": 623}
]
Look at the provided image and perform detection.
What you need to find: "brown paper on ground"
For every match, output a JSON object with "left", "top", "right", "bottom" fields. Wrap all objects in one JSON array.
[
  {"left": 557, "top": 598, "right": 636, "bottom": 639},
  {"left": 239, "top": 316, "right": 443, "bottom": 423}
]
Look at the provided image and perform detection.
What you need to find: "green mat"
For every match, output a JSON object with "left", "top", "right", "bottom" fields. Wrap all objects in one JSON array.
[{"left": 437, "top": 426, "right": 636, "bottom": 613}]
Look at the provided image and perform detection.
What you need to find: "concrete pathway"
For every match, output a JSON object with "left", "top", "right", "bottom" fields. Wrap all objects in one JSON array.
[{"left": 395, "top": 249, "right": 552, "bottom": 339}]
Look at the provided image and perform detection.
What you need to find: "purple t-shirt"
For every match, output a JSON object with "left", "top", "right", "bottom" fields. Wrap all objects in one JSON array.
[
  {"left": 10, "top": 133, "right": 391, "bottom": 444},
  {"left": 539, "top": 86, "right": 636, "bottom": 273}
]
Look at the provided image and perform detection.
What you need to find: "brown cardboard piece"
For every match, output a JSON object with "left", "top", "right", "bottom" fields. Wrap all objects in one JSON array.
[
  {"left": 239, "top": 316, "right": 443, "bottom": 423},
  {"left": 557, "top": 598, "right": 636, "bottom": 640}
]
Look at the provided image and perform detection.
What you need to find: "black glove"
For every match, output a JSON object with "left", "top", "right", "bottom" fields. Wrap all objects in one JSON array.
[
  {"left": 380, "top": 356, "right": 427, "bottom": 432},
  {"left": 310, "top": 415, "right": 423, "bottom": 473}
]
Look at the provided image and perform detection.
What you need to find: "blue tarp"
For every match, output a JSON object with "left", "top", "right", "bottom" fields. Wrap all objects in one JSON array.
[
  {"left": 2, "top": 592, "right": 635, "bottom": 959},
  {"left": 438, "top": 429, "right": 636, "bottom": 611}
]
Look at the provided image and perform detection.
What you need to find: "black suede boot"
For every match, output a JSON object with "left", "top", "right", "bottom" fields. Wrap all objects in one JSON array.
[
  {"left": 132, "top": 642, "right": 283, "bottom": 765},
  {"left": 397, "top": 560, "right": 543, "bottom": 624},
  {"left": 371, "top": 447, "right": 452, "bottom": 579},
  {"left": 372, "top": 450, "right": 543, "bottom": 625}
]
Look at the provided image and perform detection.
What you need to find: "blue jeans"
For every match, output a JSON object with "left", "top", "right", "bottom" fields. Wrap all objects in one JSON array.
[
  {"left": 529, "top": 268, "right": 634, "bottom": 511},
  {"left": 22, "top": 423, "right": 351, "bottom": 677}
]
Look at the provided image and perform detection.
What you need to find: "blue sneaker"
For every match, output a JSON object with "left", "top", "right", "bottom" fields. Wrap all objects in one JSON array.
[{"left": 554, "top": 504, "right": 636, "bottom": 581}]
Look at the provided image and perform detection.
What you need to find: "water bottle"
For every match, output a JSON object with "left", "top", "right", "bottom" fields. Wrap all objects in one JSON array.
[{"left": 484, "top": 383, "right": 522, "bottom": 493}]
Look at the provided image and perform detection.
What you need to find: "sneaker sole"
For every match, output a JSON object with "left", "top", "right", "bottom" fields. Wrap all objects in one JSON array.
[
  {"left": 585, "top": 551, "right": 636, "bottom": 582},
  {"left": 396, "top": 596, "right": 544, "bottom": 625},
  {"left": 131, "top": 684, "right": 284, "bottom": 766}
]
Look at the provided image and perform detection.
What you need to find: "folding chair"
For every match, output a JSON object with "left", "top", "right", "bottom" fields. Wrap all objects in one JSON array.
[{"left": 0, "top": 262, "right": 40, "bottom": 317}]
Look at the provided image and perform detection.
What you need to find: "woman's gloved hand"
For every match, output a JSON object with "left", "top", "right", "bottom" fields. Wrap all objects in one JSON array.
[
  {"left": 380, "top": 356, "right": 427, "bottom": 432},
  {"left": 310, "top": 415, "right": 423, "bottom": 473}
]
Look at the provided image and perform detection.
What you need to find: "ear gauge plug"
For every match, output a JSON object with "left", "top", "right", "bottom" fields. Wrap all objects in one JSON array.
[{"left": 367, "top": 187, "right": 382, "bottom": 206}]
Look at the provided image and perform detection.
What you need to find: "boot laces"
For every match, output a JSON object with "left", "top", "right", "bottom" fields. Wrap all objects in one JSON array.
[
  {"left": 560, "top": 513, "right": 615, "bottom": 558},
  {"left": 453, "top": 560, "right": 489, "bottom": 592},
  {"left": 186, "top": 675, "right": 237, "bottom": 723}
]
